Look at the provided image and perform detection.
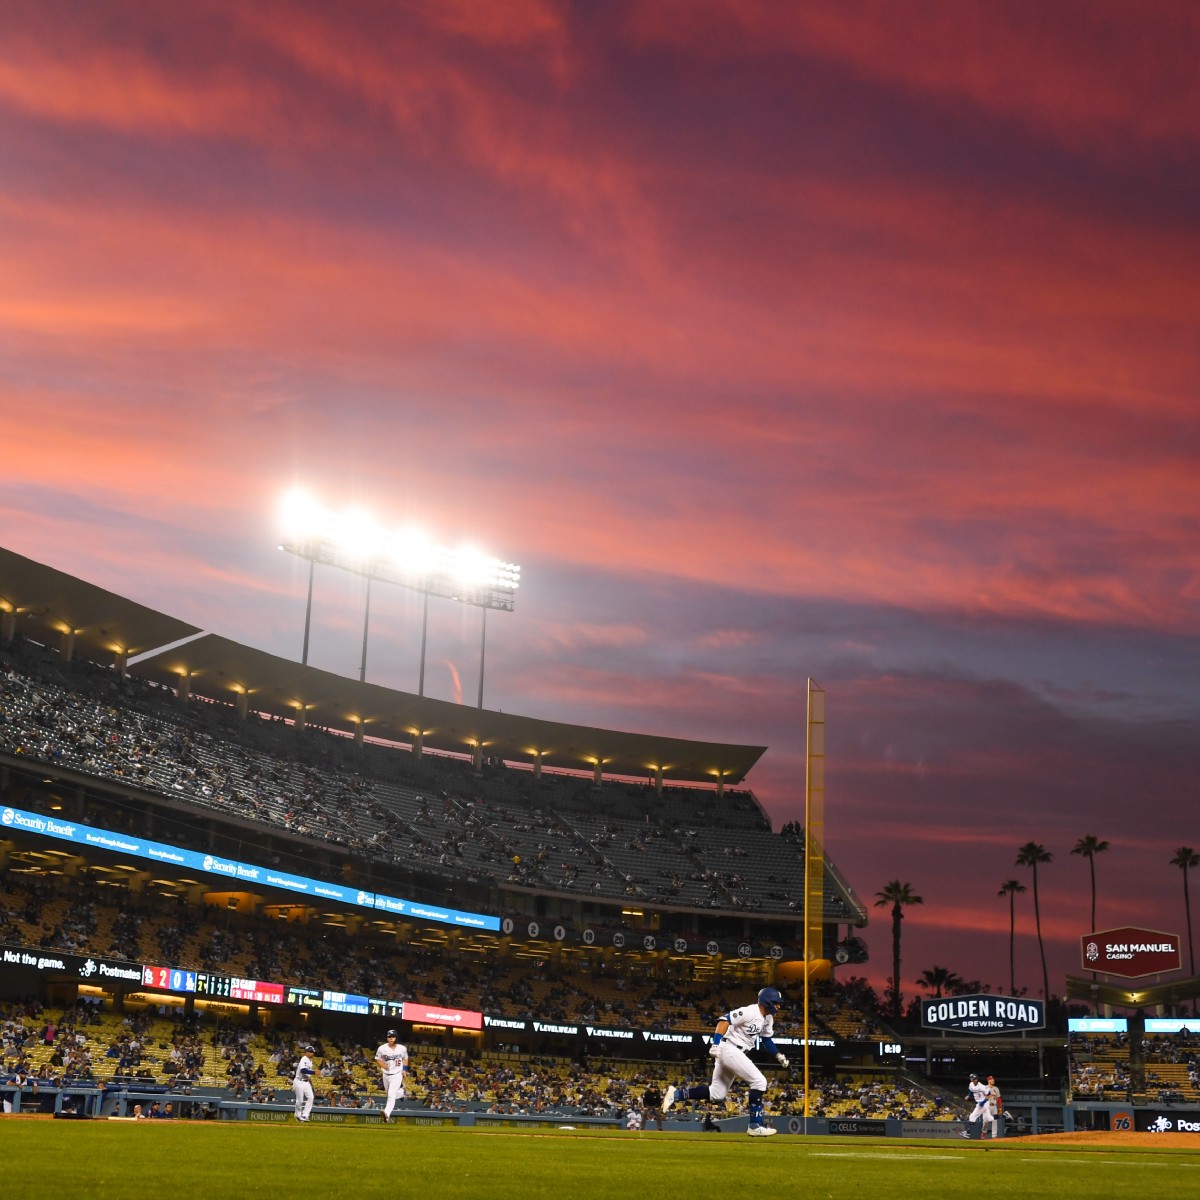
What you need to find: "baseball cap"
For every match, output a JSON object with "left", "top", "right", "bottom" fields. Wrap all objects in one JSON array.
[{"left": 387, "top": 1029, "right": 398, "bottom": 1038}]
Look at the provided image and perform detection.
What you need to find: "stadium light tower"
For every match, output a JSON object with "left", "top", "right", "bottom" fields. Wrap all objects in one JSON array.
[{"left": 278, "top": 489, "right": 520, "bottom": 705}]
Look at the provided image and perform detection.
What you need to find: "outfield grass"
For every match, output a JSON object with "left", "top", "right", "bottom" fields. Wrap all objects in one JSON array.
[{"left": 5, "top": 1123, "right": 1199, "bottom": 1199}]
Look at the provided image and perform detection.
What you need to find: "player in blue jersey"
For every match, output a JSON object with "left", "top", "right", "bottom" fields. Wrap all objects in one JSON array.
[{"left": 663, "top": 987, "right": 788, "bottom": 1136}]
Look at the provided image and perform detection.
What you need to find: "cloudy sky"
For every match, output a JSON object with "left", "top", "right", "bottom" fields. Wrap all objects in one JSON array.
[{"left": 2, "top": 0, "right": 1198, "bottom": 1003}]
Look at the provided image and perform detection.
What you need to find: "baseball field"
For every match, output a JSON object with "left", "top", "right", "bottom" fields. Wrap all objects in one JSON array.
[{"left": 5, "top": 1122, "right": 1198, "bottom": 1199}]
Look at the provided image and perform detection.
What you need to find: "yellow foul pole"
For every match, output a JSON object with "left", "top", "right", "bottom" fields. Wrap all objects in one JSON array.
[{"left": 803, "top": 679, "right": 825, "bottom": 1124}]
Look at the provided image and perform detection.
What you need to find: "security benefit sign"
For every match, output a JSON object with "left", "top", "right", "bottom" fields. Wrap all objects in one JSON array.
[
  {"left": 921, "top": 993, "right": 1045, "bottom": 1034},
  {"left": 1080, "top": 927, "right": 1181, "bottom": 979}
]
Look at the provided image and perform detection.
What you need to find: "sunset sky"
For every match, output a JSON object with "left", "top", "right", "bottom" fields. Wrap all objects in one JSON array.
[{"left": 2, "top": 1, "right": 1198, "bottom": 1003}]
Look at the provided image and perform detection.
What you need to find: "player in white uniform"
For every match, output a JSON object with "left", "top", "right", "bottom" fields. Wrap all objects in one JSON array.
[
  {"left": 985, "top": 1075, "right": 1002, "bottom": 1138},
  {"left": 962, "top": 1072, "right": 992, "bottom": 1137},
  {"left": 375, "top": 1029, "right": 409, "bottom": 1121},
  {"left": 292, "top": 1044, "right": 315, "bottom": 1122},
  {"left": 662, "top": 987, "right": 788, "bottom": 1136}
]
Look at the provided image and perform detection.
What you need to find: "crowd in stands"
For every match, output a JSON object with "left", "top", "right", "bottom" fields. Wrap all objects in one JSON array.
[
  {"left": 1069, "top": 1030, "right": 1200, "bottom": 1104},
  {"left": 0, "top": 864, "right": 871, "bottom": 1041},
  {"left": 0, "top": 632, "right": 926, "bottom": 1124},
  {"left": 0, "top": 994, "right": 951, "bottom": 1123},
  {"left": 0, "top": 637, "right": 856, "bottom": 922}
]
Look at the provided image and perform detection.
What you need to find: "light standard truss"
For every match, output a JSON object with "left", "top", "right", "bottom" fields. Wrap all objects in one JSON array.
[{"left": 278, "top": 490, "right": 519, "bottom": 701}]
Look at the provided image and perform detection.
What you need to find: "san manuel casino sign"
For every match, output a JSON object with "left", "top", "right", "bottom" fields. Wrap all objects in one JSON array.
[
  {"left": 1080, "top": 927, "right": 1181, "bottom": 979},
  {"left": 921, "top": 993, "right": 1045, "bottom": 1034}
]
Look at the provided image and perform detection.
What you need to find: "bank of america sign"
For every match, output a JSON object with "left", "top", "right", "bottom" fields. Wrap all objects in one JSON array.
[{"left": 921, "top": 993, "right": 1045, "bottom": 1034}]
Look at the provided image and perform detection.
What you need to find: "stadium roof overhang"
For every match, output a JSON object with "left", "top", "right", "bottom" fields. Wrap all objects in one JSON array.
[
  {"left": 1065, "top": 974, "right": 1200, "bottom": 1009},
  {"left": 0, "top": 545, "right": 201, "bottom": 662},
  {"left": 0, "top": 545, "right": 766, "bottom": 787},
  {"left": 130, "top": 634, "right": 767, "bottom": 786}
]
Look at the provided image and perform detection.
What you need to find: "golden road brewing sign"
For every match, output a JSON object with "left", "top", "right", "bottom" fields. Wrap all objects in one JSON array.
[
  {"left": 1080, "top": 927, "right": 1181, "bottom": 979},
  {"left": 920, "top": 993, "right": 1045, "bottom": 1034}
]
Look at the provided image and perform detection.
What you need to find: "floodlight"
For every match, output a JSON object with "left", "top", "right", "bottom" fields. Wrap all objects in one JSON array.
[
  {"left": 278, "top": 488, "right": 520, "bottom": 704},
  {"left": 334, "top": 507, "right": 386, "bottom": 563},
  {"left": 280, "top": 488, "right": 330, "bottom": 541},
  {"left": 450, "top": 546, "right": 495, "bottom": 588},
  {"left": 386, "top": 527, "right": 436, "bottom": 575}
]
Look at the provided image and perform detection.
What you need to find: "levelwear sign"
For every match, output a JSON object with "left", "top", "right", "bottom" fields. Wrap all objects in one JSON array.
[{"left": 921, "top": 993, "right": 1045, "bottom": 1033}]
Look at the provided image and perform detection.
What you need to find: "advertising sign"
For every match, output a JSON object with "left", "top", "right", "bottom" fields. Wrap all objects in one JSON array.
[
  {"left": 901, "top": 1120, "right": 963, "bottom": 1139},
  {"left": 921, "top": 993, "right": 1045, "bottom": 1034},
  {"left": 1068, "top": 1017, "right": 1128, "bottom": 1033},
  {"left": 826, "top": 1118, "right": 887, "bottom": 1136},
  {"left": 1135, "top": 1111, "right": 1200, "bottom": 1134},
  {"left": 402, "top": 1002, "right": 484, "bottom": 1030},
  {"left": 0, "top": 803, "right": 500, "bottom": 932},
  {"left": 1081, "top": 928, "right": 1181, "bottom": 978}
]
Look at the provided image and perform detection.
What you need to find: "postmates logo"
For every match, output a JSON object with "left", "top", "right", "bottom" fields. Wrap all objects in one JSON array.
[{"left": 1143, "top": 1115, "right": 1200, "bottom": 1133}]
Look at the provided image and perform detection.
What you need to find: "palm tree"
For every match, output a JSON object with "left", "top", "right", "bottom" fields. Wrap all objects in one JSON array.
[
  {"left": 917, "top": 965, "right": 963, "bottom": 998},
  {"left": 1016, "top": 843, "right": 1053, "bottom": 1002},
  {"left": 874, "top": 880, "right": 923, "bottom": 1019},
  {"left": 1171, "top": 847, "right": 1199, "bottom": 976},
  {"left": 998, "top": 879, "right": 1026, "bottom": 995},
  {"left": 1071, "top": 834, "right": 1110, "bottom": 933}
]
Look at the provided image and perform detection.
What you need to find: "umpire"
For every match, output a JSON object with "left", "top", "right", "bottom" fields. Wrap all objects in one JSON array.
[{"left": 642, "top": 1083, "right": 665, "bottom": 1130}]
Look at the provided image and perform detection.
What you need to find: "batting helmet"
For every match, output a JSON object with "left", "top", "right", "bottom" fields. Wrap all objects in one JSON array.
[{"left": 757, "top": 987, "right": 783, "bottom": 1014}]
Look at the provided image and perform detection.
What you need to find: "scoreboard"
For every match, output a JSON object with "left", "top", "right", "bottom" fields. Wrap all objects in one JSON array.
[
  {"left": 141, "top": 965, "right": 198, "bottom": 993},
  {"left": 286, "top": 986, "right": 323, "bottom": 1009},
  {"left": 230, "top": 979, "right": 286, "bottom": 1004},
  {"left": 195, "top": 972, "right": 233, "bottom": 998},
  {"left": 143, "top": 965, "right": 285, "bottom": 1003},
  {"left": 369, "top": 998, "right": 405, "bottom": 1019},
  {"left": 322, "top": 990, "right": 369, "bottom": 1015},
  {"left": 129, "top": 962, "right": 480, "bottom": 1030}
]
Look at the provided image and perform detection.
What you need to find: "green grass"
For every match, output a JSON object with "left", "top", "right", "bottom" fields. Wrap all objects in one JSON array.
[{"left": 6, "top": 1123, "right": 1199, "bottom": 1199}]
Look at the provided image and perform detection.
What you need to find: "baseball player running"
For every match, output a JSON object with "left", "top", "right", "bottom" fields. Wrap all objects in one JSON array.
[
  {"left": 292, "top": 1044, "right": 315, "bottom": 1122},
  {"left": 662, "top": 987, "right": 788, "bottom": 1136},
  {"left": 962, "top": 1072, "right": 991, "bottom": 1137},
  {"left": 375, "top": 1029, "right": 409, "bottom": 1121}
]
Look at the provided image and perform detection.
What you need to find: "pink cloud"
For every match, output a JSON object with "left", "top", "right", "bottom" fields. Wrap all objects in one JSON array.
[{"left": 624, "top": 0, "right": 1200, "bottom": 152}]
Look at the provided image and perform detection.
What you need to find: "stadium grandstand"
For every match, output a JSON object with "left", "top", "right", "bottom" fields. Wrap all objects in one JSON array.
[{"left": 3, "top": 545, "right": 968, "bottom": 1126}]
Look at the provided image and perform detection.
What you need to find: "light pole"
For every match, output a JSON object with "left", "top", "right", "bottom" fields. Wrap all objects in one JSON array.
[
  {"left": 279, "top": 490, "right": 519, "bottom": 699},
  {"left": 359, "top": 575, "right": 372, "bottom": 684},
  {"left": 477, "top": 605, "right": 487, "bottom": 710},
  {"left": 418, "top": 591, "right": 429, "bottom": 697},
  {"left": 301, "top": 557, "right": 315, "bottom": 667}
]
